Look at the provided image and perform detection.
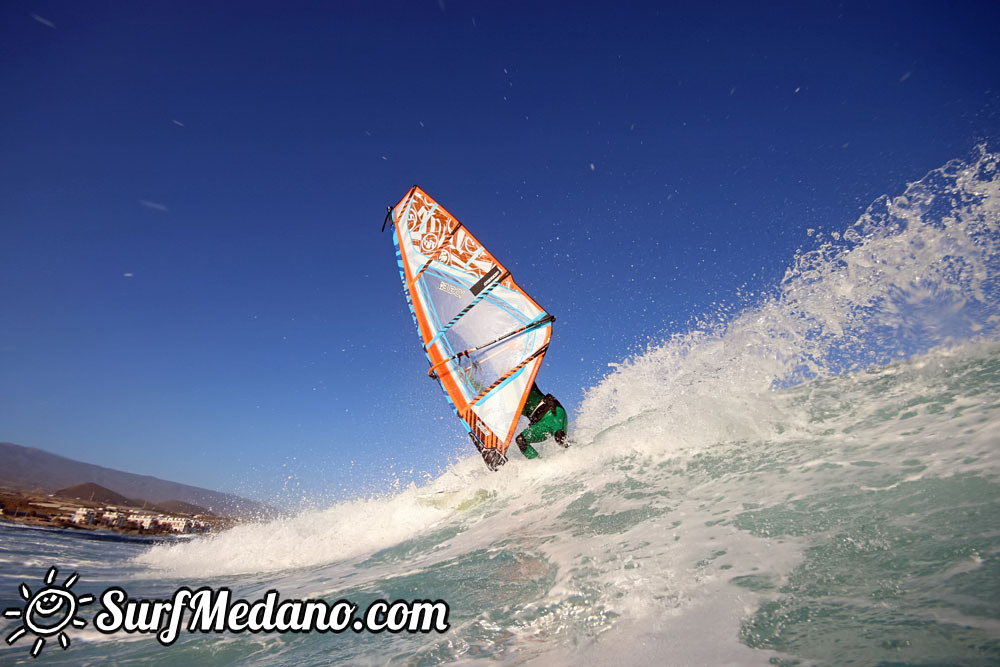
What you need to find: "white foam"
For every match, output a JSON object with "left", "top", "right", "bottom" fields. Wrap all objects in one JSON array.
[{"left": 131, "top": 147, "right": 1000, "bottom": 663}]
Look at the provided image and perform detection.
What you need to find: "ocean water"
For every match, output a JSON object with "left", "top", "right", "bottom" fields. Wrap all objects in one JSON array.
[{"left": 2, "top": 147, "right": 999, "bottom": 665}]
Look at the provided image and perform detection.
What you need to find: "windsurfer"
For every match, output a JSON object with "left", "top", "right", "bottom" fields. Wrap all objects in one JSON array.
[{"left": 514, "top": 383, "right": 569, "bottom": 459}]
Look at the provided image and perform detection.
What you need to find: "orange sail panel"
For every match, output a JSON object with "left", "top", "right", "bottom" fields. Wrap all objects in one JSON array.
[{"left": 390, "top": 186, "right": 552, "bottom": 458}]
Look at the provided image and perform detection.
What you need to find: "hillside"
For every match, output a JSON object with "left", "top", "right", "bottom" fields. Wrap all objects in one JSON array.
[
  {"left": 0, "top": 442, "right": 270, "bottom": 519},
  {"left": 55, "top": 482, "right": 135, "bottom": 507},
  {"left": 53, "top": 483, "right": 211, "bottom": 515},
  {"left": 154, "top": 499, "right": 210, "bottom": 516}
]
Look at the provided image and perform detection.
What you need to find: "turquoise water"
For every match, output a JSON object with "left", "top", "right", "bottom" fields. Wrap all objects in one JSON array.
[{"left": 2, "top": 148, "right": 999, "bottom": 664}]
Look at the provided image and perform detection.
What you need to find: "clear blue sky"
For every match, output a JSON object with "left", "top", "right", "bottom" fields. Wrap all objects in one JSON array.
[{"left": 2, "top": 1, "right": 998, "bottom": 503}]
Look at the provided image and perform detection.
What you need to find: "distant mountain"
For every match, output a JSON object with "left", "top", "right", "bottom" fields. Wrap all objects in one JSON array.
[
  {"left": 0, "top": 442, "right": 270, "bottom": 519},
  {"left": 54, "top": 483, "right": 211, "bottom": 516},
  {"left": 55, "top": 482, "right": 134, "bottom": 507},
  {"left": 154, "top": 499, "right": 210, "bottom": 516}
]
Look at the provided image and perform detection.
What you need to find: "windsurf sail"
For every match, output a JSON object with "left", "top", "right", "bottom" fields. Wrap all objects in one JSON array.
[{"left": 386, "top": 186, "right": 554, "bottom": 470}]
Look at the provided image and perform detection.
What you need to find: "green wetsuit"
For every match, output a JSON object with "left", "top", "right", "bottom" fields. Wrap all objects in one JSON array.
[{"left": 516, "top": 384, "right": 569, "bottom": 459}]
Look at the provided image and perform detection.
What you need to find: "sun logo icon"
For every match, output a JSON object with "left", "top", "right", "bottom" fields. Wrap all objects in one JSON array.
[{"left": 3, "top": 566, "right": 94, "bottom": 657}]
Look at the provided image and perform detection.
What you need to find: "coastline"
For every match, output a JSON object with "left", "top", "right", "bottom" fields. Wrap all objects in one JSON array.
[{"left": 0, "top": 487, "right": 237, "bottom": 536}]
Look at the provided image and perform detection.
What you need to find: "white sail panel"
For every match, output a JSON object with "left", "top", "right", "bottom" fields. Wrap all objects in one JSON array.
[{"left": 389, "top": 186, "right": 553, "bottom": 463}]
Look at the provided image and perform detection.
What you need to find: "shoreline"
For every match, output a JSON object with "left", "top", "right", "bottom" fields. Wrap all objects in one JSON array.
[{"left": 0, "top": 487, "right": 237, "bottom": 536}]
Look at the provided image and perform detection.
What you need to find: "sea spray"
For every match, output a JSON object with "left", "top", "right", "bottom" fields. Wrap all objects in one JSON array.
[
  {"left": 120, "top": 146, "right": 1000, "bottom": 665},
  {"left": 577, "top": 144, "right": 1000, "bottom": 443}
]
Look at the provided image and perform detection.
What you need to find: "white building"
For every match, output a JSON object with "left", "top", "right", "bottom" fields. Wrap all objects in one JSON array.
[
  {"left": 160, "top": 517, "right": 192, "bottom": 533},
  {"left": 72, "top": 508, "right": 96, "bottom": 525},
  {"left": 128, "top": 513, "right": 158, "bottom": 530},
  {"left": 101, "top": 511, "right": 126, "bottom": 528}
]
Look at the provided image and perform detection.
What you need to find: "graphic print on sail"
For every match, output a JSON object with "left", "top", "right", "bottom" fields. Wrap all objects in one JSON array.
[{"left": 386, "top": 186, "right": 554, "bottom": 470}]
